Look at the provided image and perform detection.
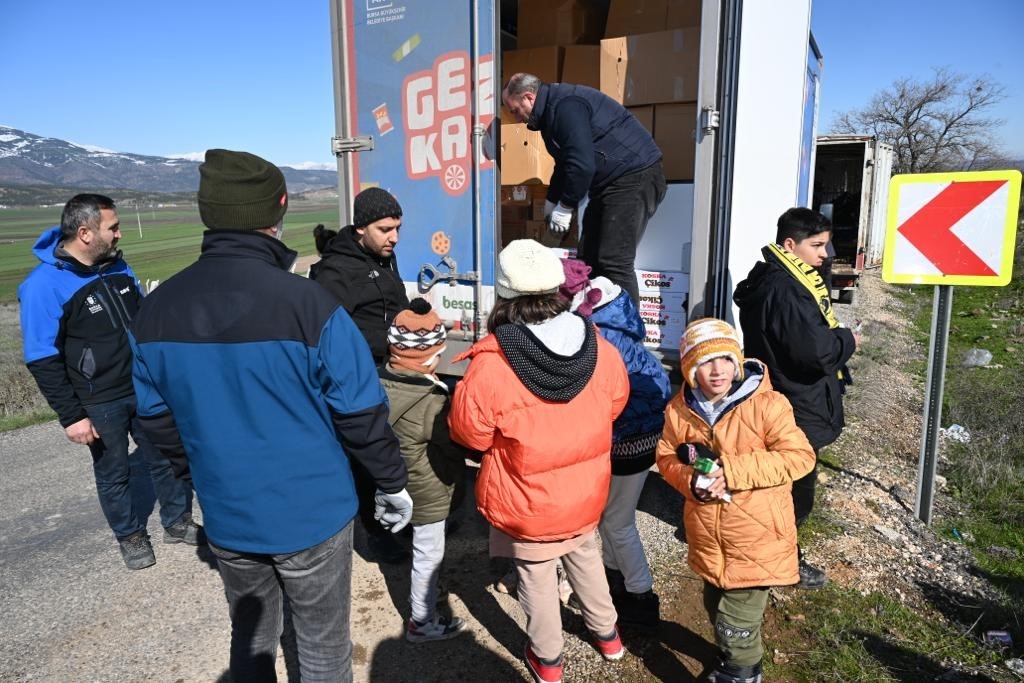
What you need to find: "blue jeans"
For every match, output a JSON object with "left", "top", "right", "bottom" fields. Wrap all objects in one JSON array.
[
  {"left": 85, "top": 395, "right": 191, "bottom": 540},
  {"left": 209, "top": 522, "right": 355, "bottom": 683},
  {"left": 578, "top": 161, "right": 667, "bottom": 304}
]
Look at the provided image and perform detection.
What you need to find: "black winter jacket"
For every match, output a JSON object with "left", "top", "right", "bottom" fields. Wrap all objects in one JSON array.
[
  {"left": 528, "top": 83, "right": 662, "bottom": 208},
  {"left": 733, "top": 260, "right": 856, "bottom": 450},
  {"left": 310, "top": 226, "right": 409, "bottom": 362}
]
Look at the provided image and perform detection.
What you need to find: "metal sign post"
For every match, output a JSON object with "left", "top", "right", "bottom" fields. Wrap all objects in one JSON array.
[{"left": 914, "top": 284, "right": 953, "bottom": 524}]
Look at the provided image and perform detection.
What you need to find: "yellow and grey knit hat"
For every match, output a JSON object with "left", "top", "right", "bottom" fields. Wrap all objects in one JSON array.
[{"left": 679, "top": 318, "right": 744, "bottom": 389}]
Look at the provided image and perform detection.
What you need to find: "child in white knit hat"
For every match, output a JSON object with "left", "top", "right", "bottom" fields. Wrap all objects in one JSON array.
[
  {"left": 378, "top": 298, "right": 468, "bottom": 643},
  {"left": 657, "top": 318, "right": 815, "bottom": 683},
  {"left": 449, "top": 240, "right": 631, "bottom": 683}
]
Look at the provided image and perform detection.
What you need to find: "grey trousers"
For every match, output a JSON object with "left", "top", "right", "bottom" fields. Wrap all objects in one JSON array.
[
  {"left": 410, "top": 520, "right": 446, "bottom": 623},
  {"left": 209, "top": 522, "right": 354, "bottom": 683}
]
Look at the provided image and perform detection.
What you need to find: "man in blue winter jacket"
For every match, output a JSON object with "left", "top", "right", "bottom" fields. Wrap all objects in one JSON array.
[
  {"left": 502, "top": 72, "right": 667, "bottom": 304},
  {"left": 129, "top": 149, "right": 413, "bottom": 682},
  {"left": 18, "top": 194, "right": 201, "bottom": 571}
]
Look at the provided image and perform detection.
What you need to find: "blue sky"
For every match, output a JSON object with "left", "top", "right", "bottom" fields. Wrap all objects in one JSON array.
[
  {"left": 2, "top": 1, "right": 1021, "bottom": 167},
  {"left": 812, "top": 0, "right": 1024, "bottom": 159}
]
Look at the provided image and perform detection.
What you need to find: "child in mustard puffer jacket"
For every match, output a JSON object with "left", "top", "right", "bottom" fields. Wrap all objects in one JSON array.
[{"left": 656, "top": 318, "right": 815, "bottom": 683}]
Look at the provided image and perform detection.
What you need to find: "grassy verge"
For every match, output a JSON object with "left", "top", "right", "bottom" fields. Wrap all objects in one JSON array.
[{"left": 766, "top": 239, "right": 1024, "bottom": 680}]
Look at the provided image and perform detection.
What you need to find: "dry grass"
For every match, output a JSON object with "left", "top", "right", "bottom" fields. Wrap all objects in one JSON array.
[{"left": 0, "top": 303, "right": 53, "bottom": 429}]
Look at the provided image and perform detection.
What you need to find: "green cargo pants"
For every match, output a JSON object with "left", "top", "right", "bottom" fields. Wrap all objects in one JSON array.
[{"left": 702, "top": 582, "right": 769, "bottom": 667}]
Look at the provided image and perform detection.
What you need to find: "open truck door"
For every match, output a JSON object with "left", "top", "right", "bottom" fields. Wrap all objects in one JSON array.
[{"left": 330, "top": 0, "right": 497, "bottom": 367}]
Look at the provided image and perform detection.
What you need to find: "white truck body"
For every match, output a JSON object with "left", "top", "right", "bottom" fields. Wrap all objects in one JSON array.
[{"left": 329, "top": 0, "right": 821, "bottom": 363}]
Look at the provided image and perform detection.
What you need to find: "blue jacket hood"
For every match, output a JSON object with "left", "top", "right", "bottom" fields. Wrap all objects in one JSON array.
[{"left": 32, "top": 226, "right": 63, "bottom": 266}]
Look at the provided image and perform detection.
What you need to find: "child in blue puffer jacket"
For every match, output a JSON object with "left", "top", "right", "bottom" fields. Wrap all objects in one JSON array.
[{"left": 560, "top": 258, "right": 673, "bottom": 631}]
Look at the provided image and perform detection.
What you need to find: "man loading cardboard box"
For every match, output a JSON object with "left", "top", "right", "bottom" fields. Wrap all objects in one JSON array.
[{"left": 502, "top": 72, "right": 667, "bottom": 304}]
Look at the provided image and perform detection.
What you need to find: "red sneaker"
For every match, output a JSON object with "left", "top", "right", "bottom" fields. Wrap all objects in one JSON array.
[
  {"left": 593, "top": 627, "right": 625, "bottom": 661},
  {"left": 524, "top": 644, "right": 563, "bottom": 683}
]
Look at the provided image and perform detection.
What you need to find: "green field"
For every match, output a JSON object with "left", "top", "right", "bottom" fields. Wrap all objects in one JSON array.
[{"left": 0, "top": 200, "right": 340, "bottom": 303}]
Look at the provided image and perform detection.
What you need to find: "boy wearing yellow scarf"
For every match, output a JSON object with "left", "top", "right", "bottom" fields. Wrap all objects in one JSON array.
[{"left": 733, "top": 208, "right": 860, "bottom": 589}]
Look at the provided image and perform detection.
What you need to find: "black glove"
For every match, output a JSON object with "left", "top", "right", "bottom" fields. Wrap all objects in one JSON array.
[{"left": 675, "top": 442, "right": 716, "bottom": 465}]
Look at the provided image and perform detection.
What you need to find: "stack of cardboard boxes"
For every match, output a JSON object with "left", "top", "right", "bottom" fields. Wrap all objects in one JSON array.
[
  {"left": 601, "top": 0, "right": 700, "bottom": 182},
  {"left": 499, "top": 0, "right": 609, "bottom": 248},
  {"left": 499, "top": 3, "right": 698, "bottom": 351}
]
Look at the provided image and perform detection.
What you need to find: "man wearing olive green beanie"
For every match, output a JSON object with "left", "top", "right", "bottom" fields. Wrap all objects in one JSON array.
[{"left": 130, "top": 149, "right": 412, "bottom": 682}]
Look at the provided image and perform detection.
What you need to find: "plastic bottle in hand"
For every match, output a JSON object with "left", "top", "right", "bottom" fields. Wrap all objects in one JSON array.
[{"left": 694, "top": 456, "right": 732, "bottom": 503}]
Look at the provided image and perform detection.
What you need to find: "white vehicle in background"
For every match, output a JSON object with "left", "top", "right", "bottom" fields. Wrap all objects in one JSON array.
[{"left": 813, "top": 134, "right": 895, "bottom": 304}]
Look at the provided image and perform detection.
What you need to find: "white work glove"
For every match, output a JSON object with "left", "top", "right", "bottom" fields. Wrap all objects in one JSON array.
[
  {"left": 547, "top": 203, "right": 573, "bottom": 234},
  {"left": 543, "top": 199, "right": 556, "bottom": 219},
  {"left": 374, "top": 488, "right": 413, "bottom": 533}
]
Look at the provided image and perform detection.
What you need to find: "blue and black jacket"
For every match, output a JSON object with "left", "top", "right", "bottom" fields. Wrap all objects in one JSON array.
[
  {"left": 19, "top": 226, "right": 143, "bottom": 427},
  {"left": 528, "top": 83, "right": 662, "bottom": 208},
  {"left": 130, "top": 230, "right": 407, "bottom": 554},
  {"left": 590, "top": 287, "right": 672, "bottom": 475}
]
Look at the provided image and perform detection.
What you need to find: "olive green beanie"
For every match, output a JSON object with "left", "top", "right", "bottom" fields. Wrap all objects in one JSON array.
[{"left": 197, "top": 149, "right": 288, "bottom": 230}]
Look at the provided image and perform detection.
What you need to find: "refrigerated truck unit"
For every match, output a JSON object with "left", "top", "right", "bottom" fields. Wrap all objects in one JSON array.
[
  {"left": 812, "top": 134, "right": 894, "bottom": 304},
  {"left": 329, "top": 0, "right": 822, "bottom": 367}
]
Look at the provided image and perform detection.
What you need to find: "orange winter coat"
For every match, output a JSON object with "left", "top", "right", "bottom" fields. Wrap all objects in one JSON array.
[
  {"left": 449, "top": 330, "right": 629, "bottom": 542},
  {"left": 656, "top": 361, "right": 815, "bottom": 589}
]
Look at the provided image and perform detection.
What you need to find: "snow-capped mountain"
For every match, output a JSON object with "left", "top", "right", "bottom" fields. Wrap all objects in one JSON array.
[{"left": 0, "top": 126, "right": 336, "bottom": 193}]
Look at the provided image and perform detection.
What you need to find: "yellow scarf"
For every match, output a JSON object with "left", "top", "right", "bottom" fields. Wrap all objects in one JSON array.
[{"left": 762, "top": 243, "right": 839, "bottom": 329}]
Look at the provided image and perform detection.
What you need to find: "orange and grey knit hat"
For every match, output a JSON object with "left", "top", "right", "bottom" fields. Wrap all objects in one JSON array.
[
  {"left": 388, "top": 298, "right": 447, "bottom": 374},
  {"left": 679, "top": 318, "right": 744, "bottom": 389}
]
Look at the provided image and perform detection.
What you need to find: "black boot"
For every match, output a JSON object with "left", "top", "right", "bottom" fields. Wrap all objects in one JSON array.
[
  {"left": 614, "top": 589, "right": 660, "bottom": 632},
  {"left": 796, "top": 546, "right": 826, "bottom": 589},
  {"left": 706, "top": 660, "right": 762, "bottom": 683},
  {"left": 604, "top": 566, "right": 627, "bottom": 597}
]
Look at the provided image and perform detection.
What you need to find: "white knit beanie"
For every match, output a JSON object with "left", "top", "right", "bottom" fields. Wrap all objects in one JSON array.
[{"left": 495, "top": 239, "right": 565, "bottom": 299}]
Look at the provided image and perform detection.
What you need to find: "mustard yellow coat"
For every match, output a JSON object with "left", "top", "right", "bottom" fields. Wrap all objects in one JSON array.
[{"left": 656, "top": 361, "right": 815, "bottom": 589}]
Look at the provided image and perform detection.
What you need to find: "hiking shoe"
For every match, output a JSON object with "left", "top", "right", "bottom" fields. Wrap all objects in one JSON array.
[
  {"left": 367, "top": 531, "right": 409, "bottom": 564},
  {"left": 593, "top": 627, "right": 625, "bottom": 661},
  {"left": 118, "top": 531, "right": 156, "bottom": 570},
  {"left": 706, "top": 659, "right": 762, "bottom": 682},
  {"left": 405, "top": 615, "right": 467, "bottom": 643},
  {"left": 614, "top": 589, "right": 660, "bottom": 632},
  {"left": 163, "top": 513, "right": 206, "bottom": 546},
  {"left": 494, "top": 567, "right": 518, "bottom": 596},
  {"left": 524, "top": 644, "right": 563, "bottom": 683},
  {"left": 797, "top": 559, "right": 827, "bottom": 589}
]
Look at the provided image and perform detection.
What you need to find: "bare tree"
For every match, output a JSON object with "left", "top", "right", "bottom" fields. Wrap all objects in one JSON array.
[{"left": 832, "top": 68, "right": 1008, "bottom": 174}]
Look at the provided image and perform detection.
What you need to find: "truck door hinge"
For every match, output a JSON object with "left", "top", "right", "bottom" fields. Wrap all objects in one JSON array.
[
  {"left": 331, "top": 136, "right": 374, "bottom": 156},
  {"left": 700, "top": 107, "right": 720, "bottom": 135}
]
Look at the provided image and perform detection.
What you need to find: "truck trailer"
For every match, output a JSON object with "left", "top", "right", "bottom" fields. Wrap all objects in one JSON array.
[
  {"left": 812, "top": 134, "right": 894, "bottom": 304},
  {"left": 328, "top": 0, "right": 823, "bottom": 367}
]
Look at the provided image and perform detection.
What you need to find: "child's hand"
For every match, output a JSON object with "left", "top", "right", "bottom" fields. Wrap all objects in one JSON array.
[{"left": 690, "top": 461, "right": 728, "bottom": 502}]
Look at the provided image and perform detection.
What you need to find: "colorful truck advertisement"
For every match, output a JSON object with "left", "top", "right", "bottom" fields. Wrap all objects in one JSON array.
[{"left": 344, "top": 0, "right": 497, "bottom": 324}]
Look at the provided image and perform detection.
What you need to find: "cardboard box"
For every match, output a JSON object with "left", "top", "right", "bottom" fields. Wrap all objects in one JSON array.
[
  {"left": 501, "top": 219, "right": 547, "bottom": 247},
  {"left": 501, "top": 47, "right": 564, "bottom": 90},
  {"left": 501, "top": 204, "right": 532, "bottom": 222},
  {"left": 600, "top": 29, "right": 700, "bottom": 105},
  {"left": 654, "top": 102, "right": 697, "bottom": 181},
  {"left": 606, "top": 0, "right": 701, "bottom": 37},
  {"left": 501, "top": 183, "right": 548, "bottom": 205},
  {"left": 561, "top": 46, "right": 601, "bottom": 89},
  {"left": 517, "top": 0, "right": 607, "bottom": 48},
  {"left": 628, "top": 105, "right": 654, "bottom": 135},
  {"left": 500, "top": 124, "right": 555, "bottom": 184}
]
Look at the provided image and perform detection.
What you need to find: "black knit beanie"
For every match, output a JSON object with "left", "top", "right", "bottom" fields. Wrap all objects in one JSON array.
[
  {"left": 352, "top": 187, "right": 402, "bottom": 228},
  {"left": 198, "top": 149, "right": 288, "bottom": 230}
]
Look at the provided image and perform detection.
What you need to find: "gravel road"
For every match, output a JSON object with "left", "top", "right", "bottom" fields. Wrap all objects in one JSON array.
[{"left": 0, "top": 422, "right": 712, "bottom": 682}]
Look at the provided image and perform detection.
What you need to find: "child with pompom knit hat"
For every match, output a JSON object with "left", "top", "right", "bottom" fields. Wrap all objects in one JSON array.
[
  {"left": 378, "top": 298, "right": 468, "bottom": 643},
  {"left": 657, "top": 318, "right": 815, "bottom": 682}
]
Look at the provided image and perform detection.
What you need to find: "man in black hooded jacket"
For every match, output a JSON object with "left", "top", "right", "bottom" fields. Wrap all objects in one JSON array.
[
  {"left": 733, "top": 207, "right": 858, "bottom": 589},
  {"left": 311, "top": 187, "right": 410, "bottom": 364},
  {"left": 311, "top": 187, "right": 411, "bottom": 563}
]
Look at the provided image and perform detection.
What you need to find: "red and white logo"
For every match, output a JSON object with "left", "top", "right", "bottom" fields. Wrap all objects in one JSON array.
[{"left": 402, "top": 51, "right": 494, "bottom": 196}]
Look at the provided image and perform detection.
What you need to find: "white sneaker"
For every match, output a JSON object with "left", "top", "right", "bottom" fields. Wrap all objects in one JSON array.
[{"left": 405, "top": 615, "right": 468, "bottom": 643}]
